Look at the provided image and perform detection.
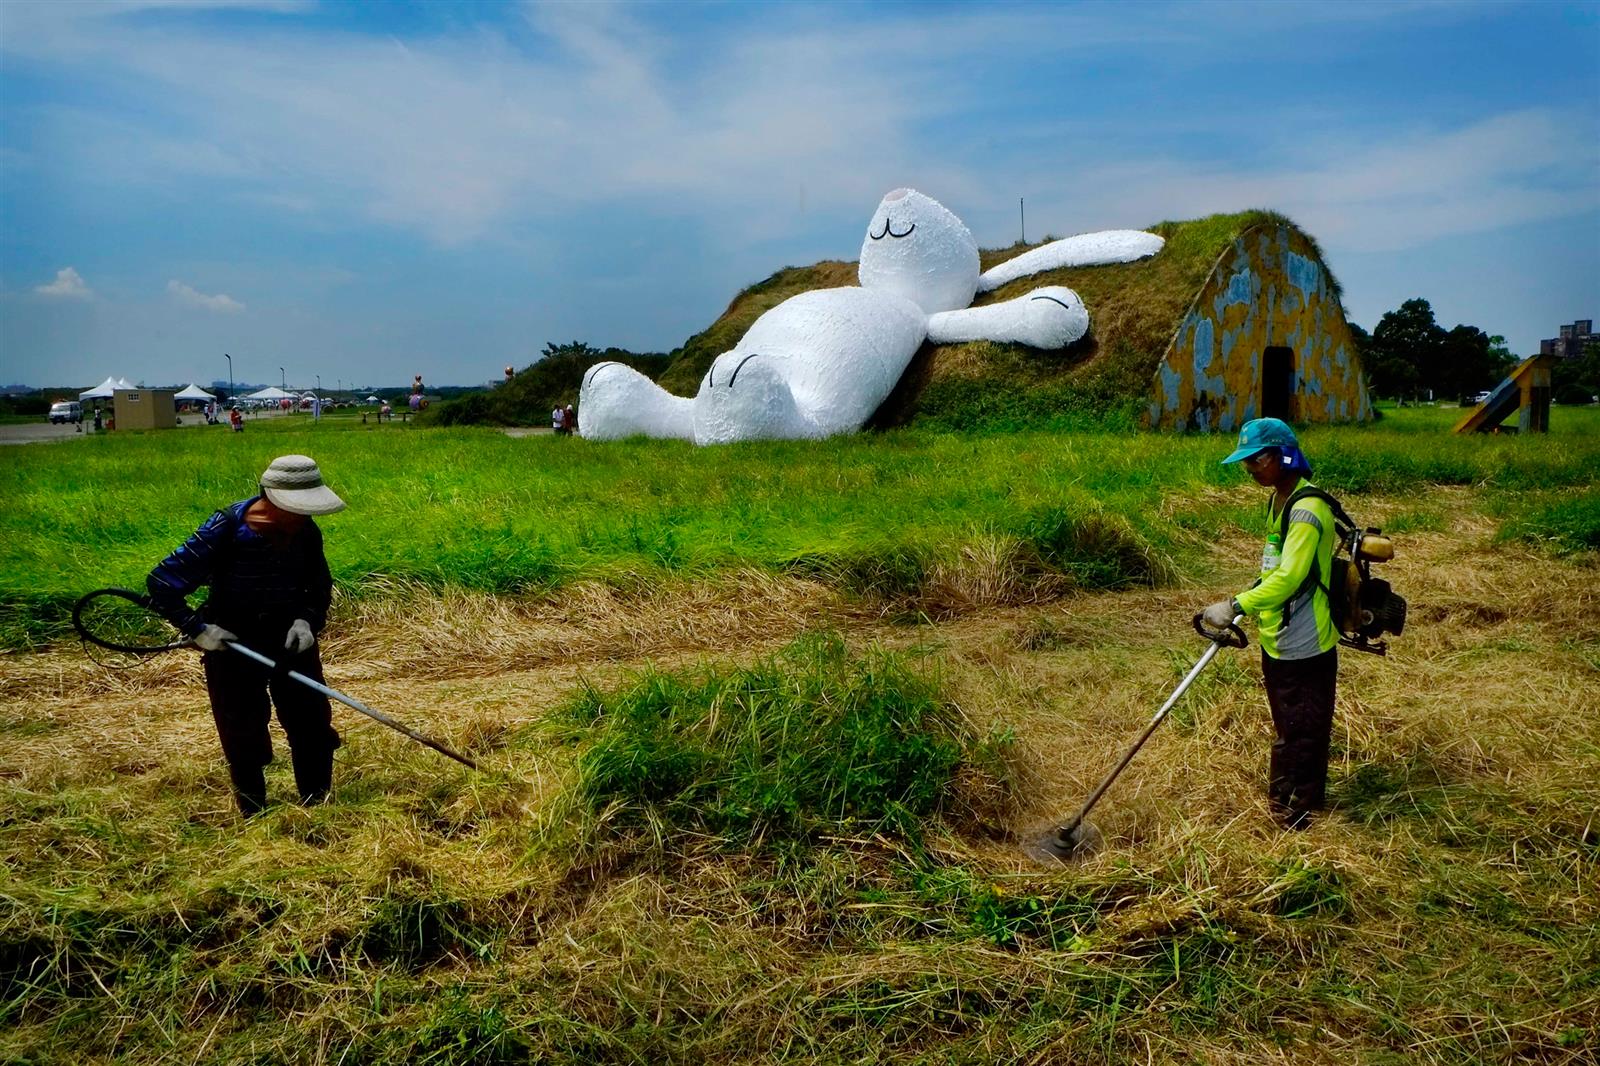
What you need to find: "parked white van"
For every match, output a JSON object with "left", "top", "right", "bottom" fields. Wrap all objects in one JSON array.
[{"left": 48, "top": 401, "right": 82, "bottom": 424}]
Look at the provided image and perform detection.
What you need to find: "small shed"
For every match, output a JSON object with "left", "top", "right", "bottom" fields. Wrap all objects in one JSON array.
[
  {"left": 112, "top": 388, "right": 177, "bottom": 430},
  {"left": 1148, "top": 222, "right": 1372, "bottom": 431}
]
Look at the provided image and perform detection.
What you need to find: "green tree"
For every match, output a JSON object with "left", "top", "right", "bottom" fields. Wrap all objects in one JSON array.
[
  {"left": 1553, "top": 340, "right": 1600, "bottom": 405},
  {"left": 1367, "top": 298, "right": 1443, "bottom": 399},
  {"left": 1435, "top": 324, "right": 1506, "bottom": 401},
  {"left": 1486, "top": 334, "right": 1518, "bottom": 380}
]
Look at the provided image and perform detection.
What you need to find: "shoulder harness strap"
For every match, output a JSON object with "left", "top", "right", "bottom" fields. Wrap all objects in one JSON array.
[{"left": 1276, "top": 486, "right": 1353, "bottom": 630}]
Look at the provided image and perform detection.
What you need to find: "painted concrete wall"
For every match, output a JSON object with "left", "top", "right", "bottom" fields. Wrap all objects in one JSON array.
[{"left": 1146, "top": 225, "right": 1372, "bottom": 432}]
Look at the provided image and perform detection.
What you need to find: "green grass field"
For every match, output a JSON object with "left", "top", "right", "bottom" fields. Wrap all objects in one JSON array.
[
  {"left": 2, "top": 409, "right": 1598, "bottom": 1064},
  {"left": 3, "top": 406, "right": 1597, "bottom": 649}
]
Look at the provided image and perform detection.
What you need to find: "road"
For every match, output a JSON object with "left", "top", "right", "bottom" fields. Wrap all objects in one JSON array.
[
  {"left": 1, "top": 413, "right": 561, "bottom": 445},
  {"left": 0, "top": 410, "right": 293, "bottom": 446}
]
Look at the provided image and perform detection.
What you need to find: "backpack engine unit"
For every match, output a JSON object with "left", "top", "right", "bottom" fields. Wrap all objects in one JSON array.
[{"left": 1280, "top": 488, "right": 1407, "bottom": 656}]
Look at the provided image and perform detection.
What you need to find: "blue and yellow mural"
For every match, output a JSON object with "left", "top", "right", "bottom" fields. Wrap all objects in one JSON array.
[{"left": 1146, "top": 224, "right": 1372, "bottom": 432}]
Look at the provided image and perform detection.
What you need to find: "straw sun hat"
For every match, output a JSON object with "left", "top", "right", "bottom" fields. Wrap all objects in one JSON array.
[{"left": 259, "top": 454, "right": 346, "bottom": 515}]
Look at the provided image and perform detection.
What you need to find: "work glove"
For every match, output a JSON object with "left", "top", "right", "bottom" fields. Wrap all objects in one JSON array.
[
  {"left": 1202, "top": 599, "right": 1239, "bottom": 631},
  {"left": 193, "top": 624, "right": 237, "bottom": 652},
  {"left": 284, "top": 618, "right": 315, "bottom": 655}
]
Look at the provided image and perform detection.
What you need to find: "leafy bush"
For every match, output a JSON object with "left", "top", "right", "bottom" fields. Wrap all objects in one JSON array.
[
  {"left": 0, "top": 392, "right": 51, "bottom": 417},
  {"left": 423, "top": 342, "right": 672, "bottom": 427}
]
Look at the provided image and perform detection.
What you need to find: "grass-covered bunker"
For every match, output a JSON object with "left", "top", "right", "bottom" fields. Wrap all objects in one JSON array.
[{"left": 655, "top": 211, "right": 1373, "bottom": 433}]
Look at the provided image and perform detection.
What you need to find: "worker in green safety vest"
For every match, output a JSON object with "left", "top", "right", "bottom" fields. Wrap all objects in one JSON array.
[{"left": 1202, "top": 417, "right": 1338, "bottom": 829}]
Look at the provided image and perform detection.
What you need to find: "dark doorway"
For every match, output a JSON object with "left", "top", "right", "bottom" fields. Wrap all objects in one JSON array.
[{"left": 1262, "top": 347, "right": 1294, "bottom": 421}]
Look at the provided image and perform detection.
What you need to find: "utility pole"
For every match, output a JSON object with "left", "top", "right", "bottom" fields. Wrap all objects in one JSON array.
[
  {"left": 280, "top": 366, "right": 286, "bottom": 389},
  {"left": 1020, "top": 198, "right": 1026, "bottom": 245},
  {"left": 224, "top": 353, "right": 233, "bottom": 402}
]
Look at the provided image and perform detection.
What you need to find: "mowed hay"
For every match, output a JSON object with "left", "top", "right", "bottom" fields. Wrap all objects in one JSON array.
[{"left": 2, "top": 486, "right": 1597, "bottom": 1064}]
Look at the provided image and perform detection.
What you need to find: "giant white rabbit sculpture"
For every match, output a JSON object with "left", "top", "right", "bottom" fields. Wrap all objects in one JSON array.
[{"left": 578, "top": 188, "right": 1163, "bottom": 445}]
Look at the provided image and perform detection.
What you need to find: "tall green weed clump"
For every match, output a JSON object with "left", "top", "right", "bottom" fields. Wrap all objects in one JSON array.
[
  {"left": 560, "top": 633, "right": 1020, "bottom": 849},
  {"left": 1494, "top": 488, "right": 1600, "bottom": 554}
]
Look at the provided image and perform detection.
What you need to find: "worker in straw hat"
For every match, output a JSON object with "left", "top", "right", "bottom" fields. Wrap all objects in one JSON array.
[
  {"left": 146, "top": 455, "right": 346, "bottom": 815},
  {"left": 1201, "top": 418, "right": 1339, "bottom": 830}
]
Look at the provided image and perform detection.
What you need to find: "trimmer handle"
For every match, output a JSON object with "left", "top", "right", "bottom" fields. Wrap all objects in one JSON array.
[{"left": 1192, "top": 612, "right": 1248, "bottom": 648}]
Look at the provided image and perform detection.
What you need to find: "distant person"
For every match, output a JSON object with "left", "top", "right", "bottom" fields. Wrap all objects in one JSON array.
[
  {"left": 380, "top": 401, "right": 393, "bottom": 422},
  {"left": 562, "top": 404, "right": 577, "bottom": 435},
  {"left": 1201, "top": 418, "right": 1338, "bottom": 830},
  {"left": 145, "top": 455, "right": 346, "bottom": 815},
  {"left": 92, "top": 406, "right": 103, "bottom": 432},
  {"left": 552, "top": 405, "right": 563, "bottom": 434},
  {"left": 230, "top": 408, "right": 243, "bottom": 433}
]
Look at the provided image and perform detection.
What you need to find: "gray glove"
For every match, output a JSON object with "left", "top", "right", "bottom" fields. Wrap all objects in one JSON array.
[
  {"left": 1202, "top": 599, "right": 1239, "bottom": 630},
  {"left": 193, "top": 624, "right": 237, "bottom": 652},
  {"left": 284, "top": 618, "right": 315, "bottom": 654}
]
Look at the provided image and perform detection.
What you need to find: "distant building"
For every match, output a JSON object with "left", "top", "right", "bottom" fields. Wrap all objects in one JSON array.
[{"left": 1540, "top": 319, "right": 1594, "bottom": 360}]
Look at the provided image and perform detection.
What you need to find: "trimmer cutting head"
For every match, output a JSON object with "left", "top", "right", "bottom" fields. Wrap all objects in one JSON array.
[{"left": 1022, "top": 819, "right": 1102, "bottom": 864}]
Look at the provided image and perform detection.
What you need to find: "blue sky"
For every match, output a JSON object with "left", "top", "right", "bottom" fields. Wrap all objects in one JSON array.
[{"left": 2, "top": 0, "right": 1596, "bottom": 390}]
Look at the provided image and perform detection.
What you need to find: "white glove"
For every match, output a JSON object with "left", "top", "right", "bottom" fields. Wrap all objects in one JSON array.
[
  {"left": 284, "top": 618, "right": 315, "bottom": 654},
  {"left": 194, "top": 624, "right": 237, "bottom": 652},
  {"left": 1202, "top": 599, "right": 1239, "bottom": 630}
]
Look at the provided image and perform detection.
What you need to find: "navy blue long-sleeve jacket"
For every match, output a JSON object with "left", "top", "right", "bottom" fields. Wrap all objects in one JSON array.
[{"left": 146, "top": 497, "right": 333, "bottom": 639}]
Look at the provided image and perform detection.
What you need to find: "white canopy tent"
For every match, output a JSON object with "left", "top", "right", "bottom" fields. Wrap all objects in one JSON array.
[
  {"left": 366, "top": 395, "right": 381, "bottom": 402},
  {"left": 79, "top": 376, "right": 135, "bottom": 401},
  {"left": 173, "top": 384, "right": 216, "bottom": 401},
  {"left": 243, "top": 386, "right": 298, "bottom": 401}
]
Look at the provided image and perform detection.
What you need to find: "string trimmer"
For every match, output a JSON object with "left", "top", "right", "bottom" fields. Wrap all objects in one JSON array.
[
  {"left": 71, "top": 587, "right": 478, "bottom": 770},
  {"left": 1024, "top": 612, "right": 1247, "bottom": 863}
]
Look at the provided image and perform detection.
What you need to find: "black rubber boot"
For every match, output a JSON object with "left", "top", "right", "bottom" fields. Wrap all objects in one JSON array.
[
  {"left": 229, "top": 764, "right": 268, "bottom": 816},
  {"left": 291, "top": 747, "right": 333, "bottom": 806}
]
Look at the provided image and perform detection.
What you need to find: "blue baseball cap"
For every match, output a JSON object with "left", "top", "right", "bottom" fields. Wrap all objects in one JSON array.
[{"left": 1221, "top": 417, "right": 1299, "bottom": 464}]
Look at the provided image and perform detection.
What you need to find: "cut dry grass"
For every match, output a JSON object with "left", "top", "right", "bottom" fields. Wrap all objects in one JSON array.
[{"left": 2, "top": 482, "right": 1596, "bottom": 1064}]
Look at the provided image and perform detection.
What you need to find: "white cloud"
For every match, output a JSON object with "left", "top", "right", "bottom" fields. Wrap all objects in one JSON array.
[
  {"left": 168, "top": 279, "right": 245, "bottom": 313},
  {"left": 0, "top": 3, "right": 1021, "bottom": 244},
  {"left": 35, "top": 267, "right": 92, "bottom": 299},
  {"left": 3, "top": 3, "right": 1593, "bottom": 261},
  {"left": 1003, "top": 109, "right": 1600, "bottom": 256}
]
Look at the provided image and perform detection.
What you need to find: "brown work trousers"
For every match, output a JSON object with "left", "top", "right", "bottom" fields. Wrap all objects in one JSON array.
[
  {"left": 202, "top": 643, "right": 340, "bottom": 814},
  {"left": 1261, "top": 646, "right": 1338, "bottom": 828}
]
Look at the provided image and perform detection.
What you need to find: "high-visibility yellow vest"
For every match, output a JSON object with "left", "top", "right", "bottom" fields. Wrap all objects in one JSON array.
[{"left": 1235, "top": 483, "right": 1338, "bottom": 660}]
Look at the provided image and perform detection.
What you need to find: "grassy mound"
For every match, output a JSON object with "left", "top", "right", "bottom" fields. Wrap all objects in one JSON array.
[
  {"left": 653, "top": 262, "right": 859, "bottom": 396},
  {"left": 650, "top": 211, "right": 1316, "bottom": 429}
]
